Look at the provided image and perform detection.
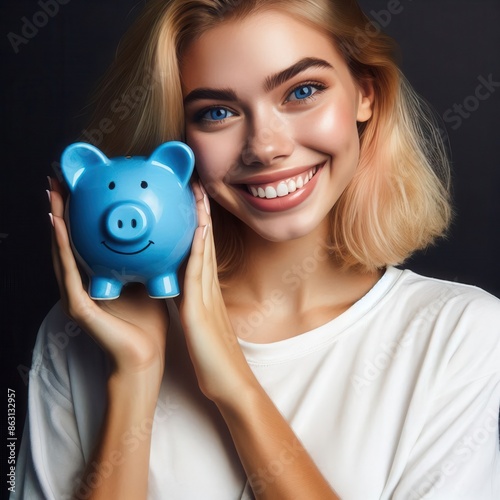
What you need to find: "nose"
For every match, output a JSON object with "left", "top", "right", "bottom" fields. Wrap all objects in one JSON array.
[
  {"left": 242, "top": 112, "right": 294, "bottom": 166},
  {"left": 105, "top": 204, "right": 150, "bottom": 242}
]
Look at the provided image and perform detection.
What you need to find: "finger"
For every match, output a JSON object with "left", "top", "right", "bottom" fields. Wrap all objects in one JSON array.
[
  {"left": 208, "top": 223, "right": 221, "bottom": 289},
  {"left": 51, "top": 176, "right": 68, "bottom": 200},
  {"left": 197, "top": 182, "right": 219, "bottom": 283},
  {"left": 52, "top": 213, "right": 83, "bottom": 292},
  {"left": 201, "top": 224, "right": 215, "bottom": 301},
  {"left": 192, "top": 180, "right": 203, "bottom": 202},
  {"left": 183, "top": 225, "right": 207, "bottom": 308},
  {"left": 199, "top": 181, "right": 211, "bottom": 218},
  {"left": 50, "top": 184, "right": 65, "bottom": 219},
  {"left": 200, "top": 221, "right": 222, "bottom": 302},
  {"left": 48, "top": 185, "right": 64, "bottom": 299},
  {"left": 50, "top": 216, "right": 64, "bottom": 299},
  {"left": 48, "top": 185, "right": 67, "bottom": 282},
  {"left": 51, "top": 209, "right": 92, "bottom": 321},
  {"left": 192, "top": 182, "right": 211, "bottom": 228}
]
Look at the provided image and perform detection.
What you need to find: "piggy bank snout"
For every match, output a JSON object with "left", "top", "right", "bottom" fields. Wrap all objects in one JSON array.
[{"left": 105, "top": 203, "right": 151, "bottom": 243}]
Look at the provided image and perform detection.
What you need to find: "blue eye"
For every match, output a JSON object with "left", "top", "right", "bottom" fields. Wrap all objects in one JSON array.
[
  {"left": 201, "top": 107, "right": 235, "bottom": 122},
  {"left": 287, "top": 84, "right": 324, "bottom": 102}
]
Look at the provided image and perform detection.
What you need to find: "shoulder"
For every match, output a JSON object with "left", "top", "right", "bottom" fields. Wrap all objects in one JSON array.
[
  {"left": 392, "top": 268, "right": 500, "bottom": 318},
  {"left": 373, "top": 267, "right": 500, "bottom": 337},
  {"left": 389, "top": 268, "right": 500, "bottom": 380},
  {"left": 393, "top": 268, "right": 500, "bottom": 323}
]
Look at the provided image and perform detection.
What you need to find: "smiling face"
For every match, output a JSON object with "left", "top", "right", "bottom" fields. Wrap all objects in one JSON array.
[{"left": 181, "top": 9, "right": 373, "bottom": 242}]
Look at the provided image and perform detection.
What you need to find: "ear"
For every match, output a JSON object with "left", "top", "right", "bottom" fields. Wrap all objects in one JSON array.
[
  {"left": 356, "top": 78, "right": 375, "bottom": 123},
  {"left": 61, "top": 142, "right": 110, "bottom": 191},
  {"left": 148, "top": 141, "right": 195, "bottom": 188}
]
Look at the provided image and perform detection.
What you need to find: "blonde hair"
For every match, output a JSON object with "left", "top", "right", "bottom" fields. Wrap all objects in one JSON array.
[{"left": 83, "top": 0, "right": 452, "bottom": 277}]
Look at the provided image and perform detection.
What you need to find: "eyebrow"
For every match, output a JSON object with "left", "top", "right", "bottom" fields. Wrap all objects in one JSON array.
[
  {"left": 183, "top": 88, "right": 238, "bottom": 106},
  {"left": 264, "top": 57, "right": 334, "bottom": 92},
  {"left": 183, "top": 57, "right": 334, "bottom": 105}
]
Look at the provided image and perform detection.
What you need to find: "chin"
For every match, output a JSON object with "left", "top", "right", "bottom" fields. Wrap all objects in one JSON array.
[{"left": 244, "top": 210, "right": 330, "bottom": 243}]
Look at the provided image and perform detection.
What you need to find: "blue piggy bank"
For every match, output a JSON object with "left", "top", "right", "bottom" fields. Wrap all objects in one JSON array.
[{"left": 61, "top": 141, "right": 197, "bottom": 300}]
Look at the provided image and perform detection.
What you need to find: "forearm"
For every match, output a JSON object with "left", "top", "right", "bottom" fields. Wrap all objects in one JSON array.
[
  {"left": 179, "top": 199, "right": 339, "bottom": 498},
  {"left": 75, "top": 369, "right": 161, "bottom": 500},
  {"left": 216, "top": 384, "right": 340, "bottom": 500}
]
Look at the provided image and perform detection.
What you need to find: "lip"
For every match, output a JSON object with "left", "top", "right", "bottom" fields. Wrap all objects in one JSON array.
[
  {"left": 235, "top": 163, "right": 322, "bottom": 186},
  {"left": 236, "top": 163, "right": 324, "bottom": 213},
  {"left": 101, "top": 240, "right": 154, "bottom": 255}
]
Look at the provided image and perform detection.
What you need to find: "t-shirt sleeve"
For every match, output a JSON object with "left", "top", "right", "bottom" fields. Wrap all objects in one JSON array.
[
  {"left": 392, "top": 289, "right": 500, "bottom": 499},
  {"left": 12, "top": 303, "right": 89, "bottom": 500}
]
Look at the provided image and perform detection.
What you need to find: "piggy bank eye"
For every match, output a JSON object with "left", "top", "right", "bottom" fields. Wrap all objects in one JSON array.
[
  {"left": 141, "top": 181, "right": 148, "bottom": 189},
  {"left": 108, "top": 181, "right": 116, "bottom": 190}
]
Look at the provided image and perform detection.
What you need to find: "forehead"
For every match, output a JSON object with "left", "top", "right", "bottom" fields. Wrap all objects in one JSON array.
[{"left": 180, "top": 10, "right": 342, "bottom": 93}]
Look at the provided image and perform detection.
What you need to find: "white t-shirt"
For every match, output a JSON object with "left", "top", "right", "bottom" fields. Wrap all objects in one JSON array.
[{"left": 12, "top": 267, "right": 500, "bottom": 499}]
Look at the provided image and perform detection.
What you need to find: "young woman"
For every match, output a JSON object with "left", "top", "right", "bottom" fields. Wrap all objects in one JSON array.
[{"left": 14, "top": 0, "right": 500, "bottom": 499}]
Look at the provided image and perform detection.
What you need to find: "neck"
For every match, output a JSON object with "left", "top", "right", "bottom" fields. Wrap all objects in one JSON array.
[{"left": 222, "top": 217, "right": 381, "bottom": 316}]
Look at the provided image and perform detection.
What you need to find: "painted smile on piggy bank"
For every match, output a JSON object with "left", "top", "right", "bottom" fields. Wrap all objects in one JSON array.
[{"left": 101, "top": 240, "right": 154, "bottom": 255}]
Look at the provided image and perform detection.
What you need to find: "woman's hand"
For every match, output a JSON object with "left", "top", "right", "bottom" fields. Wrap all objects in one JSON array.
[
  {"left": 49, "top": 175, "right": 171, "bottom": 499},
  {"left": 179, "top": 183, "right": 256, "bottom": 405},
  {"left": 179, "top": 183, "right": 340, "bottom": 499},
  {"left": 48, "top": 176, "right": 169, "bottom": 380}
]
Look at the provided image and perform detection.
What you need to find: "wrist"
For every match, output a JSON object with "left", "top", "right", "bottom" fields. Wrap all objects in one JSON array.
[
  {"left": 107, "top": 367, "right": 162, "bottom": 412},
  {"left": 213, "top": 375, "right": 264, "bottom": 422}
]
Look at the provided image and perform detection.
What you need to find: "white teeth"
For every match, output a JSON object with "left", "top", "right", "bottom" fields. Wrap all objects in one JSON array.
[
  {"left": 265, "top": 186, "right": 277, "bottom": 199},
  {"left": 247, "top": 165, "right": 320, "bottom": 199},
  {"left": 277, "top": 182, "right": 288, "bottom": 197}
]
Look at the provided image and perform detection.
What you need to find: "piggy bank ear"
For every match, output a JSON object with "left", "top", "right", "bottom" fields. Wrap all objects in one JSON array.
[
  {"left": 148, "top": 141, "right": 195, "bottom": 188},
  {"left": 61, "top": 142, "right": 110, "bottom": 191}
]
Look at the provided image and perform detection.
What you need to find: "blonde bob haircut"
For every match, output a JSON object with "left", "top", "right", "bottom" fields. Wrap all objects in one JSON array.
[{"left": 84, "top": 0, "right": 452, "bottom": 279}]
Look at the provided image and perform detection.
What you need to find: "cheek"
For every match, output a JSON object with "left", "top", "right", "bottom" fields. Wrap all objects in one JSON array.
[
  {"left": 186, "top": 131, "right": 236, "bottom": 189},
  {"left": 297, "top": 100, "right": 360, "bottom": 157}
]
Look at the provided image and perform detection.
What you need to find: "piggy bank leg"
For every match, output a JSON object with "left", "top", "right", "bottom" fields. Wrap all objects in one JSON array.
[
  {"left": 147, "top": 274, "right": 179, "bottom": 298},
  {"left": 89, "top": 277, "right": 123, "bottom": 300}
]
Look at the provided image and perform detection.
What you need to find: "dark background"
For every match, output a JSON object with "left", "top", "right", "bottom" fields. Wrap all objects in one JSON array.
[{"left": 1, "top": 0, "right": 499, "bottom": 483}]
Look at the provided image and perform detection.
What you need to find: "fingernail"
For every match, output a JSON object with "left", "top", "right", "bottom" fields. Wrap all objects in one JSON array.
[
  {"left": 46, "top": 189, "right": 51, "bottom": 203},
  {"left": 203, "top": 194, "right": 211, "bottom": 216},
  {"left": 202, "top": 224, "right": 209, "bottom": 240},
  {"left": 47, "top": 176, "right": 53, "bottom": 190},
  {"left": 200, "top": 183, "right": 207, "bottom": 196},
  {"left": 48, "top": 213, "right": 54, "bottom": 227}
]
